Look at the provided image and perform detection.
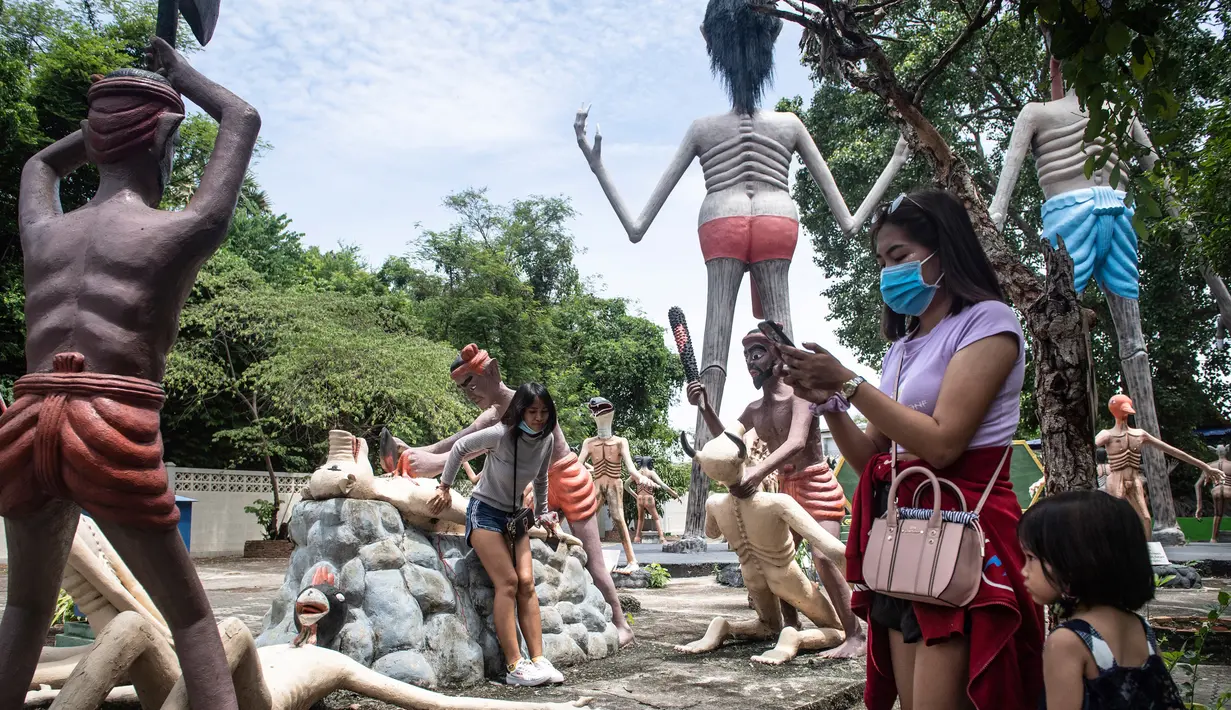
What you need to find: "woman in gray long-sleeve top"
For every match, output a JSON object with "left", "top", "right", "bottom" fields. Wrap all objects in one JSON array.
[{"left": 428, "top": 382, "right": 563, "bottom": 687}]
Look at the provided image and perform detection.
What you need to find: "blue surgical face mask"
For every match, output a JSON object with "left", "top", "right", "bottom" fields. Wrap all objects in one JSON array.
[
  {"left": 518, "top": 420, "right": 543, "bottom": 436},
  {"left": 880, "top": 252, "right": 944, "bottom": 316}
]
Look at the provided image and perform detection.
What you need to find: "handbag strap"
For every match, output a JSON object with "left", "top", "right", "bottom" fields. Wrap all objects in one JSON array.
[
  {"left": 888, "top": 338, "right": 1012, "bottom": 517},
  {"left": 511, "top": 428, "right": 521, "bottom": 511}
]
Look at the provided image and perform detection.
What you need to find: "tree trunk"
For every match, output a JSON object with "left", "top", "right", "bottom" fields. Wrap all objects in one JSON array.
[
  {"left": 1105, "top": 293, "right": 1182, "bottom": 542},
  {"left": 1031, "top": 240, "right": 1097, "bottom": 494},
  {"left": 1200, "top": 264, "right": 1231, "bottom": 347}
]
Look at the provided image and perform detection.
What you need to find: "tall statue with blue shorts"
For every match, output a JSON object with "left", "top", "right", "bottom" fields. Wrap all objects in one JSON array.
[{"left": 988, "top": 53, "right": 1183, "bottom": 542}]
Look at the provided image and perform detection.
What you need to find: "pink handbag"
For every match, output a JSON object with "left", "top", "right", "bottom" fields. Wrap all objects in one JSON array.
[{"left": 860, "top": 345, "right": 1010, "bottom": 608}]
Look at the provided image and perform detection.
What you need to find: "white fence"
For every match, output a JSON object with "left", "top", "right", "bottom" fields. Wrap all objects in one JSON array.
[
  {"left": 0, "top": 466, "right": 310, "bottom": 562},
  {"left": 0, "top": 467, "right": 693, "bottom": 563}
]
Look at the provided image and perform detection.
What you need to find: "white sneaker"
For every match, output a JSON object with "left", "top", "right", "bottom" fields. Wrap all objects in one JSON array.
[
  {"left": 505, "top": 658, "right": 549, "bottom": 686},
  {"left": 533, "top": 656, "right": 564, "bottom": 684}
]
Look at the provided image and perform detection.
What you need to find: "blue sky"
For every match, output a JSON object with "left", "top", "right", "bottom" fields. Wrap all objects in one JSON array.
[{"left": 189, "top": 1, "right": 881, "bottom": 432}]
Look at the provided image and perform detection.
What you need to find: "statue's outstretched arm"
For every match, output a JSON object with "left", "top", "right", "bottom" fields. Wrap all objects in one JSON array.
[
  {"left": 619, "top": 439, "right": 647, "bottom": 486},
  {"left": 148, "top": 37, "right": 260, "bottom": 248},
  {"left": 575, "top": 104, "right": 696, "bottom": 243},
  {"left": 1196, "top": 472, "right": 1208, "bottom": 519},
  {"left": 1141, "top": 431, "right": 1217, "bottom": 474},
  {"left": 793, "top": 116, "right": 910, "bottom": 235},
  {"left": 704, "top": 498, "right": 723, "bottom": 539},
  {"left": 414, "top": 405, "right": 504, "bottom": 456},
  {"left": 779, "top": 495, "right": 845, "bottom": 566},
  {"left": 989, "top": 103, "right": 1040, "bottom": 232},
  {"left": 19, "top": 130, "right": 87, "bottom": 228}
]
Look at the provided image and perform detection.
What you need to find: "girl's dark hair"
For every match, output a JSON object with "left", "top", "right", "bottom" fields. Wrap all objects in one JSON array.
[
  {"left": 1018, "top": 491, "right": 1154, "bottom": 614},
  {"left": 500, "top": 383, "right": 558, "bottom": 439},
  {"left": 870, "top": 189, "right": 1006, "bottom": 342}
]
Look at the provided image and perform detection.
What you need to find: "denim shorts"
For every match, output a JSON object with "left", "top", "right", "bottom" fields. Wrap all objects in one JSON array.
[{"left": 465, "top": 498, "right": 513, "bottom": 546}]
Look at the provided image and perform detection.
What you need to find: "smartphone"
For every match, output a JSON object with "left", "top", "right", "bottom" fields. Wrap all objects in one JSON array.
[{"left": 757, "top": 320, "right": 795, "bottom": 348}]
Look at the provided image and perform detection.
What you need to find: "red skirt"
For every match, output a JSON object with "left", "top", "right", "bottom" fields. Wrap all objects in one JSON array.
[{"left": 846, "top": 447, "right": 1044, "bottom": 710}]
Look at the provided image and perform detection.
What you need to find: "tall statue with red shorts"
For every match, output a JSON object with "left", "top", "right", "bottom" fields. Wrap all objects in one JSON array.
[
  {"left": 688, "top": 329, "right": 864, "bottom": 658},
  {"left": 0, "top": 36, "right": 261, "bottom": 710},
  {"left": 380, "top": 344, "right": 635, "bottom": 647},
  {"left": 575, "top": 0, "right": 909, "bottom": 537}
]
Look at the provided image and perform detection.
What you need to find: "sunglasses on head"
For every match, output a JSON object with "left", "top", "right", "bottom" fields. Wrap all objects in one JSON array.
[{"left": 875, "top": 192, "right": 937, "bottom": 227}]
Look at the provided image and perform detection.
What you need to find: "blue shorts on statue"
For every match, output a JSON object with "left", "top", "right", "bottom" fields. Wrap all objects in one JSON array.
[
  {"left": 1040, "top": 186, "right": 1139, "bottom": 299},
  {"left": 466, "top": 497, "right": 513, "bottom": 546}
]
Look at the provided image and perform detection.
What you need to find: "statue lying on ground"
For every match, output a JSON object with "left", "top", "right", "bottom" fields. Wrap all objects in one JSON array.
[
  {"left": 30, "top": 515, "right": 593, "bottom": 710},
  {"left": 304, "top": 429, "right": 579, "bottom": 546},
  {"left": 379, "top": 344, "right": 634, "bottom": 646},
  {"left": 675, "top": 426, "right": 846, "bottom": 664}
]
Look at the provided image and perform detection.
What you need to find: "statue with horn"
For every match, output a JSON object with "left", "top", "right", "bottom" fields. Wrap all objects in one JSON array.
[{"left": 676, "top": 426, "right": 848, "bottom": 665}]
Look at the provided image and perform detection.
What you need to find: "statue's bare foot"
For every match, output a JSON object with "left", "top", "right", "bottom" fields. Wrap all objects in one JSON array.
[
  {"left": 617, "top": 624, "right": 635, "bottom": 648},
  {"left": 819, "top": 631, "right": 867, "bottom": 659},
  {"left": 615, "top": 562, "right": 640, "bottom": 574},
  {"left": 674, "top": 638, "right": 718, "bottom": 654},
  {"left": 569, "top": 698, "right": 595, "bottom": 707},
  {"left": 751, "top": 627, "right": 800, "bottom": 666}
]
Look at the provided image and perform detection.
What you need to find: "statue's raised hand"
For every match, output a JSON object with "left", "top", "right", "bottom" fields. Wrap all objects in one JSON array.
[
  {"left": 395, "top": 447, "right": 447, "bottom": 478},
  {"left": 575, "top": 103, "right": 602, "bottom": 169},
  {"left": 146, "top": 36, "right": 187, "bottom": 84}
]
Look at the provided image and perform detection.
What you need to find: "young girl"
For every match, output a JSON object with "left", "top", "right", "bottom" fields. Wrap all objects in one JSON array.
[
  {"left": 1019, "top": 491, "right": 1184, "bottom": 710},
  {"left": 430, "top": 383, "right": 562, "bottom": 687}
]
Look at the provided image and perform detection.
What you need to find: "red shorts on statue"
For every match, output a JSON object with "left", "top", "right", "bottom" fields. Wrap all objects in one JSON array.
[
  {"left": 697, "top": 215, "right": 799, "bottom": 264},
  {"left": 0, "top": 352, "right": 179, "bottom": 530}
]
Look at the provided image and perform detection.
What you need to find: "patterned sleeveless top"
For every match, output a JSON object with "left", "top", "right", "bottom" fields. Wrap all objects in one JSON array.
[{"left": 1040, "top": 615, "right": 1183, "bottom": 710}]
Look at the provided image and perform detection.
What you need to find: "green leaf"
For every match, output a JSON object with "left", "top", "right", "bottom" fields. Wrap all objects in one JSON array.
[
  {"left": 1131, "top": 50, "right": 1154, "bottom": 81},
  {"left": 1105, "top": 22, "right": 1131, "bottom": 55},
  {"left": 1218, "top": 590, "right": 1229, "bottom": 606},
  {"left": 1110, "top": 164, "right": 1122, "bottom": 190},
  {"left": 1084, "top": 155, "right": 1097, "bottom": 180}
]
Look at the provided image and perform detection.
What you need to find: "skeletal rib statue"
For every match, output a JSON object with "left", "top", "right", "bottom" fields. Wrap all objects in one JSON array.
[
  {"left": 575, "top": 0, "right": 909, "bottom": 539},
  {"left": 988, "top": 53, "right": 1224, "bottom": 542},
  {"left": 1197, "top": 445, "right": 1231, "bottom": 543},
  {"left": 578, "top": 397, "right": 647, "bottom": 572},
  {"left": 1094, "top": 394, "right": 1220, "bottom": 540},
  {"left": 688, "top": 329, "right": 863, "bottom": 658},
  {"left": 676, "top": 426, "right": 846, "bottom": 664},
  {"left": 378, "top": 344, "right": 633, "bottom": 646}
]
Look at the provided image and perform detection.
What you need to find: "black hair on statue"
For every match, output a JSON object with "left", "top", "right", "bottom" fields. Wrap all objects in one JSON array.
[
  {"left": 870, "top": 189, "right": 1007, "bottom": 342},
  {"left": 1018, "top": 491, "right": 1154, "bottom": 615},
  {"left": 501, "top": 383, "right": 558, "bottom": 441},
  {"left": 702, "top": 0, "right": 782, "bottom": 115}
]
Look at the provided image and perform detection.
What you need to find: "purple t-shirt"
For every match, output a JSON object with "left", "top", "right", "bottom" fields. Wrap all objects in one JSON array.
[{"left": 877, "top": 300, "right": 1025, "bottom": 451}]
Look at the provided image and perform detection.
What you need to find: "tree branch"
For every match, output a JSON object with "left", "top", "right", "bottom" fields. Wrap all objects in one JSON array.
[{"left": 911, "top": 0, "right": 1002, "bottom": 105}]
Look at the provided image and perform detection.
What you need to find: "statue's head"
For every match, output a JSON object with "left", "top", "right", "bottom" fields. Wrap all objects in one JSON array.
[
  {"left": 742, "top": 329, "right": 780, "bottom": 389},
  {"left": 680, "top": 423, "right": 747, "bottom": 488},
  {"left": 634, "top": 455, "right": 655, "bottom": 471},
  {"left": 1108, "top": 393, "right": 1135, "bottom": 420},
  {"left": 1219, "top": 444, "right": 1228, "bottom": 460},
  {"left": 450, "top": 344, "right": 503, "bottom": 408},
  {"left": 292, "top": 565, "right": 347, "bottom": 648},
  {"left": 701, "top": 0, "right": 782, "bottom": 115},
  {"left": 589, "top": 396, "right": 615, "bottom": 433},
  {"left": 84, "top": 69, "right": 185, "bottom": 194}
]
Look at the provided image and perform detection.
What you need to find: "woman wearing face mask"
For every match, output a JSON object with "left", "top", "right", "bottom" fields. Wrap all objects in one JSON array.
[
  {"left": 430, "top": 382, "right": 563, "bottom": 687},
  {"left": 776, "top": 190, "right": 1044, "bottom": 710}
]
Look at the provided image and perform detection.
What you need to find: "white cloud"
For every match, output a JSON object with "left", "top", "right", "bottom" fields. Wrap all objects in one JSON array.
[{"left": 187, "top": 1, "right": 882, "bottom": 436}]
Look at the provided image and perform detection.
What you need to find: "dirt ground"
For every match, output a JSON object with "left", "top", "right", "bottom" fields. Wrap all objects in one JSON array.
[{"left": 5, "top": 558, "right": 1229, "bottom": 709}]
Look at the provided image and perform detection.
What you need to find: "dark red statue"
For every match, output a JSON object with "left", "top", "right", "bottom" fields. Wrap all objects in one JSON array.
[{"left": 0, "top": 32, "right": 259, "bottom": 709}]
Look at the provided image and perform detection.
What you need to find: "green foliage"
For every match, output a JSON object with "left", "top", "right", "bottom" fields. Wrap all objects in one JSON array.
[
  {"left": 784, "top": 2, "right": 1230, "bottom": 500},
  {"left": 243, "top": 499, "right": 277, "bottom": 541},
  {"left": 1162, "top": 590, "right": 1231, "bottom": 708},
  {"left": 645, "top": 562, "right": 671, "bottom": 589},
  {"left": 52, "top": 589, "right": 84, "bottom": 625}
]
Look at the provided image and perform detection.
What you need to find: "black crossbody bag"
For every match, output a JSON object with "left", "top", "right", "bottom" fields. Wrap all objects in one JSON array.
[{"left": 504, "top": 431, "right": 535, "bottom": 542}]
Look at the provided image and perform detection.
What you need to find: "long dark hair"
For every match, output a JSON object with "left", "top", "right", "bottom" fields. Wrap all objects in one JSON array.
[
  {"left": 500, "top": 383, "right": 558, "bottom": 440},
  {"left": 1018, "top": 491, "right": 1154, "bottom": 615},
  {"left": 702, "top": 0, "right": 782, "bottom": 115},
  {"left": 870, "top": 189, "right": 1005, "bottom": 342}
]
